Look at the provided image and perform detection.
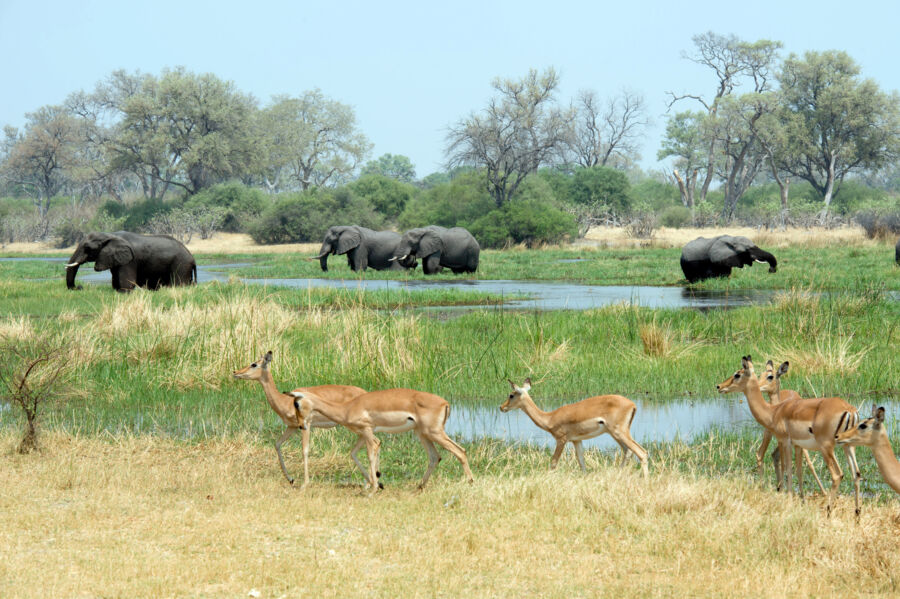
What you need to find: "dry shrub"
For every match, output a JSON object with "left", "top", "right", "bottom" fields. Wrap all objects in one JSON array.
[
  {"left": 637, "top": 317, "right": 703, "bottom": 360},
  {"left": 0, "top": 316, "right": 34, "bottom": 342},
  {"left": 771, "top": 336, "right": 870, "bottom": 375}
]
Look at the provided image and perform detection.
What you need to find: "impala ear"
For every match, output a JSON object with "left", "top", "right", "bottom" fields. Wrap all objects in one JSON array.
[
  {"left": 262, "top": 351, "right": 273, "bottom": 369},
  {"left": 741, "top": 355, "right": 752, "bottom": 370},
  {"left": 875, "top": 406, "right": 885, "bottom": 426},
  {"left": 508, "top": 379, "right": 517, "bottom": 390},
  {"left": 765, "top": 359, "right": 774, "bottom": 369},
  {"left": 776, "top": 361, "right": 789, "bottom": 378},
  {"left": 522, "top": 377, "right": 532, "bottom": 392}
]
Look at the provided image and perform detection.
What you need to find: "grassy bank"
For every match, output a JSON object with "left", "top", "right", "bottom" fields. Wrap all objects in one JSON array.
[{"left": 2, "top": 432, "right": 899, "bottom": 598}]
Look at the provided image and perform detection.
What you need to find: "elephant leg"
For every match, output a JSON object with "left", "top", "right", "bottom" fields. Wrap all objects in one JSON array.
[
  {"left": 112, "top": 268, "right": 136, "bottom": 292},
  {"left": 423, "top": 255, "right": 442, "bottom": 274}
]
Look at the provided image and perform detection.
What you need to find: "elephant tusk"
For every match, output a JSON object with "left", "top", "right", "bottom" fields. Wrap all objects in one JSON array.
[
  {"left": 66, "top": 262, "right": 80, "bottom": 268},
  {"left": 390, "top": 254, "right": 408, "bottom": 263},
  {"left": 387, "top": 257, "right": 397, "bottom": 262}
]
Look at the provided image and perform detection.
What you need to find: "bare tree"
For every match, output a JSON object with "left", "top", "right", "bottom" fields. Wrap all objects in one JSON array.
[
  {"left": 566, "top": 89, "right": 648, "bottom": 169},
  {"left": 446, "top": 68, "right": 571, "bottom": 208},
  {"left": 0, "top": 343, "right": 71, "bottom": 453}
]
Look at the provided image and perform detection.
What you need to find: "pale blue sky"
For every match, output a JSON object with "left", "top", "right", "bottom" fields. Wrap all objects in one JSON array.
[{"left": 2, "top": 0, "right": 898, "bottom": 176}]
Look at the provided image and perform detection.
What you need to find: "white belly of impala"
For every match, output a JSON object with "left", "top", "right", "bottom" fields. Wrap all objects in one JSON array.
[
  {"left": 374, "top": 421, "right": 417, "bottom": 434},
  {"left": 373, "top": 412, "right": 417, "bottom": 434},
  {"left": 791, "top": 437, "right": 820, "bottom": 451},
  {"left": 570, "top": 422, "right": 609, "bottom": 442}
]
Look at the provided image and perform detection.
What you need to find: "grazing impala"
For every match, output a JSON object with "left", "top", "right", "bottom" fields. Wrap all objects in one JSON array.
[
  {"left": 499, "top": 378, "right": 648, "bottom": 476},
  {"left": 291, "top": 387, "right": 474, "bottom": 493},
  {"left": 837, "top": 406, "right": 900, "bottom": 496},
  {"left": 233, "top": 351, "right": 366, "bottom": 487},
  {"left": 717, "top": 356, "right": 861, "bottom": 516},
  {"left": 756, "top": 360, "right": 826, "bottom": 495}
]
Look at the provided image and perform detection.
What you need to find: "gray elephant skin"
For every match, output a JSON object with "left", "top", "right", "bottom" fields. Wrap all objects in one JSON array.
[
  {"left": 66, "top": 231, "right": 197, "bottom": 292},
  {"left": 390, "top": 226, "right": 480, "bottom": 274},
  {"left": 896, "top": 238, "right": 899, "bottom": 265},
  {"left": 317, "top": 225, "right": 416, "bottom": 272},
  {"left": 680, "top": 235, "right": 777, "bottom": 283}
]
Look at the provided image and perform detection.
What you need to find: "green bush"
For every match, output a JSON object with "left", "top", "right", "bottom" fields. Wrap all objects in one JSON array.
[
  {"left": 659, "top": 205, "right": 692, "bottom": 228},
  {"left": 185, "top": 182, "right": 268, "bottom": 232},
  {"left": 569, "top": 166, "right": 631, "bottom": 213},
  {"left": 247, "top": 187, "right": 383, "bottom": 244},
  {"left": 399, "top": 171, "right": 494, "bottom": 229},
  {"left": 96, "top": 198, "right": 169, "bottom": 232},
  {"left": 348, "top": 174, "right": 417, "bottom": 221},
  {"left": 470, "top": 199, "right": 577, "bottom": 249}
]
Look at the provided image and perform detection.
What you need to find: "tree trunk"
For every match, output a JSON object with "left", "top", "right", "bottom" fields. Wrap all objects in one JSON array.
[
  {"left": 818, "top": 152, "right": 838, "bottom": 226},
  {"left": 18, "top": 417, "right": 37, "bottom": 454},
  {"left": 672, "top": 169, "right": 697, "bottom": 224}
]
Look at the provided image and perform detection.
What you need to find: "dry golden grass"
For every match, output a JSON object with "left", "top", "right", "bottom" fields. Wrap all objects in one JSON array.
[
  {"left": 772, "top": 336, "right": 871, "bottom": 376},
  {"left": 584, "top": 225, "right": 876, "bottom": 249},
  {"left": 4, "top": 232, "right": 320, "bottom": 255},
  {"left": 2, "top": 433, "right": 899, "bottom": 598}
]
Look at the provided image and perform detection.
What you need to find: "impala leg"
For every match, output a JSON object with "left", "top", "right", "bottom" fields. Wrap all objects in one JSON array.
[
  {"left": 300, "top": 426, "right": 311, "bottom": 488},
  {"left": 779, "top": 441, "right": 792, "bottom": 495},
  {"left": 821, "top": 448, "right": 844, "bottom": 517},
  {"left": 573, "top": 441, "right": 587, "bottom": 472},
  {"left": 416, "top": 434, "right": 441, "bottom": 489},
  {"left": 612, "top": 438, "right": 630, "bottom": 467},
  {"left": 802, "top": 449, "right": 827, "bottom": 496},
  {"left": 757, "top": 430, "right": 773, "bottom": 478},
  {"left": 550, "top": 439, "right": 566, "bottom": 470},
  {"left": 361, "top": 429, "right": 381, "bottom": 494},
  {"left": 610, "top": 429, "right": 649, "bottom": 477},
  {"left": 349, "top": 435, "right": 375, "bottom": 487},
  {"left": 431, "top": 432, "right": 474, "bottom": 483},
  {"left": 794, "top": 445, "right": 805, "bottom": 499},
  {"left": 771, "top": 445, "right": 783, "bottom": 489},
  {"left": 274, "top": 427, "right": 299, "bottom": 485},
  {"left": 844, "top": 445, "right": 862, "bottom": 518}
]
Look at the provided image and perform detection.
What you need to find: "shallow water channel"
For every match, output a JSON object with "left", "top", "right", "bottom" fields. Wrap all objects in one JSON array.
[{"left": 21, "top": 258, "right": 793, "bottom": 310}]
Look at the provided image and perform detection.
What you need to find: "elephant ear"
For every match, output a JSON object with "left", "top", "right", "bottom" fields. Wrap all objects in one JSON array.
[
  {"left": 336, "top": 228, "right": 362, "bottom": 254},
  {"left": 709, "top": 237, "right": 746, "bottom": 268},
  {"left": 95, "top": 237, "right": 134, "bottom": 271},
  {"left": 418, "top": 230, "right": 443, "bottom": 258}
]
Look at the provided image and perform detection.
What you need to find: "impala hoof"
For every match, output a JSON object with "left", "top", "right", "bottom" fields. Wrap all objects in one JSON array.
[
  {"left": 288, "top": 478, "right": 295, "bottom": 486},
  {"left": 378, "top": 482, "right": 385, "bottom": 490}
]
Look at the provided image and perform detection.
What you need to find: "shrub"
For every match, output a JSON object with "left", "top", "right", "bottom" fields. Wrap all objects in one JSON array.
[
  {"left": 248, "top": 188, "right": 384, "bottom": 244},
  {"left": 399, "top": 172, "right": 494, "bottom": 229},
  {"left": 856, "top": 211, "right": 900, "bottom": 240},
  {"left": 659, "top": 205, "right": 692, "bottom": 228},
  {"left": 185, "top": 182, "right": 268, "bottom": 232},
  {"left": 624, "top": 212, "right": 658, "bottom": 239},
  {"left": 569, "top": 166, "right": 631, "bottom": 214},
  {"left": 349, "top": 174, "right": 417, "bottom": 221},
  {"left": 470, "top": 200, "right": 577, "bottom": 249}
]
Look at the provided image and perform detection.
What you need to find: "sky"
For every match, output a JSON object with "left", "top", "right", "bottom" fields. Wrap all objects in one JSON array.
[{"left": 2, "top": 0, "right": 899, "bottom": 177}]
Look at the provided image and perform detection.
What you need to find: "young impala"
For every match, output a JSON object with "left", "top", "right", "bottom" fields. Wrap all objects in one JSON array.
[
  {"left": 717, "top": 356, "right": 861, "bottom": 516},
  {"left": 756, "top": 360, "right": 825, "bottom": 495},
  {"left": 499, "top": 378, "right": 648, "bottom": 476},
  {"left": 233, "top": 351, "right": 367, "bottom": 487},
  {"left": 837, "top": 405, "right": 900, "bottom": 496},
  {"left": 291, "top": 387, "right": 474, "bottom": 493}
]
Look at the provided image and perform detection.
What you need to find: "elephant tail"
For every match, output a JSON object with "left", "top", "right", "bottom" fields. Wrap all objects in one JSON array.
[{"left": 191, "top": 262, "right": 198, "bottom": 284}]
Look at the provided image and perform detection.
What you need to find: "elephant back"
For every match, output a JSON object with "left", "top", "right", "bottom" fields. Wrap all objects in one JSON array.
[{"left": 680, "top": 236, "right": 716, "bottom": 262}]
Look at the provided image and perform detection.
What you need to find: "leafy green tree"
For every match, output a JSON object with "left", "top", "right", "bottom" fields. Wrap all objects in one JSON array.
[
  {"left": 185, "top": 182, "right": 269, "bottom": 232},
  {"left": 446, "top": 68, "right": 571, "bottom": 209},
  {"left": 398, "top": 171, "right": 494, "bottom": 229},
  {"left": 658, "top": 110, "right": 707, "bottom": 215},
  {"left": 258, "top": 91, "right": 372, "bottom": 192},
  {"left": 360, "top": 153, "right": 416, "bottom": 182},
  {"left": 777, "top": 50, "right": 900, "bottom": 221},
  {"left": 348, "top": 174, "right": 417, "bottom": 221},
  {"left": 569, "top": 166, "right": 631, "bottom": 213}
]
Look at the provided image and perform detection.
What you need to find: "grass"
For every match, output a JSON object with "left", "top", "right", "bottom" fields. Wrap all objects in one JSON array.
[{"left": 2, "top": 431, "right": 900, "bottom": 598}]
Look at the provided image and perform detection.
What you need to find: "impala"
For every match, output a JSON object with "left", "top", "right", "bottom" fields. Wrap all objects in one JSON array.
[
  {"left": 837, "top": 405, "right": 900, "bottom": 495},
  {"left": 717, "top": 356, "right": 861, "bottom": 516},
  {"left": 233, "top": 351, "right": 367, "bottom": 487},
  {"left": 499, "top": 378, "right": 648, "bottom": 476},
  {"left": 291, "top": 387, "right": 474, "bottom": 493},
  {"left": 757, "top": 360, "right": 826, "bottom": 495}
]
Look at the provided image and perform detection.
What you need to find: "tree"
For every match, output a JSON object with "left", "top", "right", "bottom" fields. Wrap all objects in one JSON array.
[
  {"left": 569, "top": 166, "right": 631, "bottom": 214},
  {"left": 258, "top": 91, "right": 372, "bottom": 192},
  {"left": 667, "top": 33, "right": 782, "bottom": 211},
  {"left": 446, "top": 68, "right": 571, "bottom": 209},
  {"left": 349, "top": 174, "right": 417, "bottom": 220},
  {"left": 777, "top": 51, "right": 900, "bottom": 222},
  {"left": 657, "top": 110, "right": 706, "bottom": 217},
  {"left": 566, "top": 89, "right": 648, "bottom": 169},
  {"left": 361, "top": 153, "right": 416, "bottom": 182},
  {"left": 1, "top": 106, "right": 78, "bottom": 233}
]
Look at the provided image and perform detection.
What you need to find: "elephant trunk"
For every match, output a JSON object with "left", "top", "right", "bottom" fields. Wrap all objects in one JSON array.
[
  {"left": 753, "top": 248, "right": 778, "bottom": 273},
  {"left": 66, "top": 247, "right": 87, "bottom": 289},
  {"left": 317, "top": 242, "right": 332, "bottom": 272}
]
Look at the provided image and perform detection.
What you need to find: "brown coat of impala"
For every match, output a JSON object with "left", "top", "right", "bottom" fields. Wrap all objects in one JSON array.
[
  {"left": 292, "top": 387, "right": 474, "bottom": 493},
  {"left": 837, "top": 405, "right": 900, "bottom": 496},
  {"left": 232, "top": 351, "right": 367, "bottom": 486},
  {"left": 717, "top": 356, "right": 861, "bottom": 516},
  {"left": 500, "top": 378, "right": 648, "bottom": 475}
]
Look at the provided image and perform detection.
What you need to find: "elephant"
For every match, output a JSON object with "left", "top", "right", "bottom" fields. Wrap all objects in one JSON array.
[
  {"left": 680, "top": 235, "right": 777, "bottom": 283},
  {"left": 316, "top": 225, "right": 416, "bottom": 272},
  {"left": 389, "top": 226, "right": 480, "bottom": 274},
  {"left": 66, "top": 231, "right": 197, "bottom": 292},
  {"left": 895, "top": 238, "right": 899, "bottom": 265}
]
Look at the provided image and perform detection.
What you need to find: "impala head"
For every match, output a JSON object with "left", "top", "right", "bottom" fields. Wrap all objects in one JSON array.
[
  {"left": 758, "top": 360, "right": 789, "bottom": 394},
  {"left": 232, "top": 350, "right": 273, "bottom": 381},
  {"left": 500, "top": 378, "right": 532, "bottom": 412},
  {"left": 837, "top": 405, "right": 886, "bottom": 447},
  {"left": 716, "top": 355, "right": 755, "bottom": 394}
]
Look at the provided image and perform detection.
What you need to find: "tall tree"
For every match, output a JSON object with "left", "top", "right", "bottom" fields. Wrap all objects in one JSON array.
[
  {"left": 667, "top": 33, "right": 782, "bottom": 209},
  {"left": 777, "top": 50, "right": 900, "bottom": 222},
  {"left": 1, "top": 106, "right": 78, "bottom": 230},
  {"left": 446, "top": 68, "right": 571, "bottom": 208},
  {"left": 258, "top": 91, "right": 371, "bottom": 191},
  {"left": 657, "top": 110, "right": 707, "bottom": 218},
  {"left": 566, "top": 89, "right": 648, "bottom": 169},
  {"left": 361, "top": 153, "right": 416, "bottom": 182}
]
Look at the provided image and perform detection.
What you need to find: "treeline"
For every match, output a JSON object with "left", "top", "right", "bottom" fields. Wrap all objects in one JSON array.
[{"left": 2, "top": 31, "right": 900, "bottom": 247}]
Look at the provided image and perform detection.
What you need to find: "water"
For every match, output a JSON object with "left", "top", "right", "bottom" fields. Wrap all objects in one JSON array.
[{"left": 8, "top": 257, "right": 896, "bottom": 310}]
